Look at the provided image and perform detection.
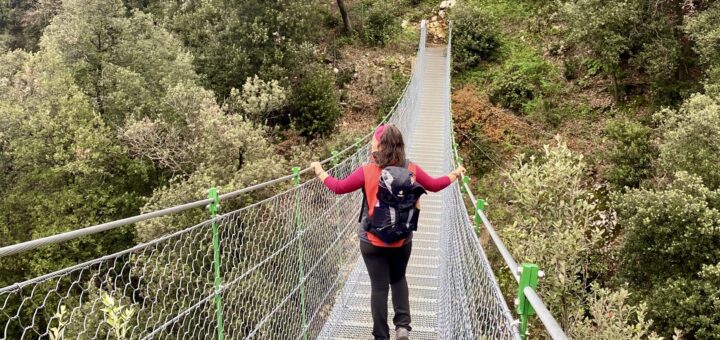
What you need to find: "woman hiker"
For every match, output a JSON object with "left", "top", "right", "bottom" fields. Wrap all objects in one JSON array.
[{"left": 310, "top": 124, "right": 464, "bottom": 340}]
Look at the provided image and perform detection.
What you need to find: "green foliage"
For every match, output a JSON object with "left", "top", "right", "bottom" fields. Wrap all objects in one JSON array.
[
  {"left": 685, "top": 3, "right": 720, "bottom": 87},
  {"left": 0, "top": 0, "right": 58, "bottom": 50},
  {"left": 561, "top": 0, "right": 641, "bottom": 98},
  {"left": 150, "top": 0, "right": 320, "bottom": 98},
  {"left": 501, "top": 140, "right": 611, "bottom": 329},
  {"left": 489, "top": 70, "right": 535, "bottom": 112},
  {"left": 489, "top": 50, "right": 552, "bottom": 113},
  {"left": 649, "top": 263, "right": 720, "bottom": 339},
  {"left": 132, "top": 86, "right": 288, "bottom": 241},
  {"left": 466, "top": 133, "right": 499, "bottom": 176},
  {"left": 603, "top": 119, "right": 655, "bottom": 189},
  {"left": 376, "top": 71, "right": 408, "bottom": 120},
  {"left": 41, "top": 0, "right": 198, "bottom": 129},
  {"left": 656, "top": 93, "right": 720, "bottom": 190},
  {"left": 49, "top": 305, "right": 68, "bottom": 340},
  {"left": 290, "top": 64, "right": 342, "bottom": 138},
  {"left": 451, "top": 3, "right": 500, "bottom": 71},
  {"left": 225, "top": 75, "right": 289, "bottom": 126},
  {"left": 0, "top": 49, "right": 150, "bottom": 286},
  {"left": 570, "top": 286, "right": 659, "bottom": 339},
  {"left": 615, "top": 172, "right": 720, "bottom": 337},
  {"left": 616, "top": 172, "right": 720, "bottom": 286},
  {"left": 100, "top": 292, "right": 135, "bottom": 339},
  {"left": 362, "top": 1, "right": 400, "bottom": 46}
]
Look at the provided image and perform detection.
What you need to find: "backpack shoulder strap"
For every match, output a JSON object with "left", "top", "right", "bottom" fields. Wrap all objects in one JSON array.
[
  {"left": 407, "top": 162, "right": 417, "bottom": 175},
  {"left": 362, "top": 163, "right": 382, "bottom": 217}
]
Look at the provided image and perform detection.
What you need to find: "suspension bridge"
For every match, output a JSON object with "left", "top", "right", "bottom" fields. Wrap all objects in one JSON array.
[{"left": 0, "top": 22, "right": 567, "bottom": 340}]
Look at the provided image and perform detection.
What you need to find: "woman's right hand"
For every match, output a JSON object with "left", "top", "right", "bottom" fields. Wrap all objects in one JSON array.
[{"left": 449, "top": 166, "right": 465, "bottom": 181}]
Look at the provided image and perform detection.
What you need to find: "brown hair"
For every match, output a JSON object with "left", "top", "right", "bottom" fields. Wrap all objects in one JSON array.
[{"left": 374, "top": 124, "right": 406, "bottom": 168}]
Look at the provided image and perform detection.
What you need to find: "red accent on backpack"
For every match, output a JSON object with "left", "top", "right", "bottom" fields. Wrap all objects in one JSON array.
[{"left": 362, "top": 163, "right": 418, "bottom": 247}]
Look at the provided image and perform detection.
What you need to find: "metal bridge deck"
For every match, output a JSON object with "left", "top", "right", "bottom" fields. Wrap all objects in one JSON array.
[{"left": 318, "top": 47, "right": 449, "bottom": 340}]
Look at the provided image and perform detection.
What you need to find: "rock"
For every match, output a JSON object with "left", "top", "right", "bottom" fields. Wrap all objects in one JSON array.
[
  {"left": 401, "top": 19, "right": 409, "bottom": 28},
  {"left": 333, "top": 67, "right": 339, "bottom": 74},
  {"left": 440, "top": 0, "right": 456, "bottom": 9},
  {"left": 431, "top": 16, "right": 438, "bottom": 22},
  {"left": 439, "top": 10, "right": 446, "bottom": 19}
]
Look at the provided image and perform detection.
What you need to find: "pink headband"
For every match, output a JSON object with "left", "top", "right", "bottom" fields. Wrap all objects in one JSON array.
[{"left": 374, "top": 125, "right": 386, "bottom": 142}]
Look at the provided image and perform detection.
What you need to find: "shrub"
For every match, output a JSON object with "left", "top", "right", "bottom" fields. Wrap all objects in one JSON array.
[
  {"left": 488, "top": 71, "right": 535, "bottom": 111},
  {"left": 451, "top": 4, "right": 500, "bottom": 71},
  {"left": 501, "top": 140, "right": 610, "bottom": 329},
  {"left": 363, "top": 2, "right": 400, "bottom": 46},
  {"left": 615, "top": 172, "right": 720, "bottom": 337},
  {"left": 570, "top": 286, "right": 659, "bottom": 339},
  {"left": 290, "top": 64, "right": 341, "bottom": 138},
  {"left": 465, "top": 132, "right": 499, "bottom": 175},
  {"left": 656, "top": 93, "right": 720, "bottom": 190},
  {"left": 649, "top": 264, "right": 720, "bottom": 339},
  {"left": 684, "top": 3, "right": 720, "bottom": 86},
  {"left": 376, "top": 72, "right": 408, "bottom": 120},
  {"left": 489, "top": 52, "right": 550, "bottom": 112},
  {"left": 616, "top": 171, "right": 720, "bottom": 288},
  {"left": 226, "top": 76, "right": 288, "bottom": 126},
  {"left": 603, "top": 119, "right": 655, "bottom": 189}
]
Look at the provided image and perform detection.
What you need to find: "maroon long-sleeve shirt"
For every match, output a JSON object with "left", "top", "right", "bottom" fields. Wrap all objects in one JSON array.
[
  {"left": 323, "top": 164, "right": 451, "bottom": 194},
  {"left": 322, "top": 163, "right": 452, "bottom": 247}
]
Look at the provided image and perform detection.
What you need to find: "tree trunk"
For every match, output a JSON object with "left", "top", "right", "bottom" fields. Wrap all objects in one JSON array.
[{"left": 336, "top": 0, "right": 351, "bottom": 33}]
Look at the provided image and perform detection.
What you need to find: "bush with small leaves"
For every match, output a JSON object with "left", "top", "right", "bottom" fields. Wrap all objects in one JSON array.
[
  {"left": 570, "top": 286, "right": 660, "bottom": 339},
  {"left": 489, "top": 52, "right": 551, "bottom": 113},
  {"left": 656, "top": 93, "right": 720, "bottom": 190},
  {"left": 226, "top": 76, "right": 288, "bottom": 126},
  {"left": 362, "top": 2, "right": 400, "bottom": 46},
  {"left": 501, "top": 140, "right": 611, "bottom": 330},
  {"left": 603, "top": 119, "right": 656, "bottom": 189},
  {"left": 289, "top": 64, "right": 341, "bottom": 138},
  {"left": 616, "top": 171, "right": 720, "bottom": 288},
  {"left": 451, "top": 4, "right": 500, "bottom": 71},
  {"left": 648, "top": 263, "right": 720, "bottom": 339},
  {"left": 684, "top": 3, "right": 720, "bottom": 87},
  {"left": 615, "top": 172, "right": 720, "bottom": 337}
]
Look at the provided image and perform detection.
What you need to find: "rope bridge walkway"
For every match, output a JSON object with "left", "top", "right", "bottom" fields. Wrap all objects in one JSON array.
[{"left": 0, "top": 22, "right": 567, "bottom": 340}]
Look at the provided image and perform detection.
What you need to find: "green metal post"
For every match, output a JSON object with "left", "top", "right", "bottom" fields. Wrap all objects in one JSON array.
[
  {"left": 461, "top": 174, "right": 469, "bottom": 194},
  {"left": 208, "top": 188, "right": 225, "bottom": 340},
  {"left": 355, "top": 137, "right": 363, "bottom": 151},
  {"left": 517, "top": 263, "right": 539, "bottom": 340},
  {"left": 292, "top": 167, "right": 308, "bottom": 339},
  {"left": 474, "top": 199, "right": 486, "bottom": 234}
]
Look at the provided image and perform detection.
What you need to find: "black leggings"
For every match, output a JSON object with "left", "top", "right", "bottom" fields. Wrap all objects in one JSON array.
[{"left": 360, "top": 241, "right": 412, "bottom": 340}]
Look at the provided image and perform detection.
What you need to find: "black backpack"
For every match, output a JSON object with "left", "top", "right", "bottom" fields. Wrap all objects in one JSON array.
[{"left": 363, "top": 165, "right": 427, "bottom": 243}]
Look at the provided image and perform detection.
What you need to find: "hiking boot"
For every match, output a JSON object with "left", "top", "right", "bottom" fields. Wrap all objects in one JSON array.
[{"left": 396, "top": 327, "right": 410, "bottom": 340}]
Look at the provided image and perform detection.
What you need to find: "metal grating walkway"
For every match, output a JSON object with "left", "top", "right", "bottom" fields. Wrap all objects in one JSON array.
[{"left": 318, "top": 47, "right": 449, "bottom": 340}]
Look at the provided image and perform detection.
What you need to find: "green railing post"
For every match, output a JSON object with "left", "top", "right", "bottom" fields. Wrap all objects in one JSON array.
[
  {"left": 461, "top": 174, "right": 470, "bottom": 194},
  {"left": 355, "top": 137, "right": 363, "bottom": 151},
  {"left": 517, "top": 263, "right": 539, "bottom": 340},
  {"left": 332, "top": 150, "right": 339, "bottom": 167},
  {"left": 208, "top": 188, "right": 225, "bottom": 340},
  {"left": 292, "top": 167, "right": 308, "bottom": 339},
  {"left": 474, "top": 198, "right": 486, "bottom": 234}
]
